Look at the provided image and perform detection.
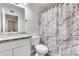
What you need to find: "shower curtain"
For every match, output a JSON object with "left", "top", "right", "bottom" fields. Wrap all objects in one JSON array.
[{"left": 40, "top": 3, "right": 79, "bottom": 56}]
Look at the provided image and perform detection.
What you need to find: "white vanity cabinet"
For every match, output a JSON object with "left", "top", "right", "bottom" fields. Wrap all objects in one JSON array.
[
  {"left": 14, "top": 39, "right": 31, "bottom": 56},
  {"left": 0, "top": 49, "right": 12, "bottom": 56},
  {"left": 0, "top": 38, "right": 31, "bottom": 56},
  {"left": 14, "top": 45, "right": 29, "bottom": 56}
]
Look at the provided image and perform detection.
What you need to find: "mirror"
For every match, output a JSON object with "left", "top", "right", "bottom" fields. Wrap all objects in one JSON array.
[
  {"left": 0, "top": 3, "right": 25, "bottom": 33},
  {"left": 0, "top": 8, "right": 2, "bottom": 33},
  {"left": 0, "top": 9, "right": 18, "bottom": 33},
  {"left": 5, "top": 14, "right": 18, "bottom": 32}
]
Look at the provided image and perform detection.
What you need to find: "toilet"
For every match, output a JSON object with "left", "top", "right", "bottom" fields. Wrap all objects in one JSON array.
[
  {"left": 35, "top": 44, "right": 48, "bottom": 56},
  {"left": 32, "top": 36, "right": 48, "bottom": 56}
]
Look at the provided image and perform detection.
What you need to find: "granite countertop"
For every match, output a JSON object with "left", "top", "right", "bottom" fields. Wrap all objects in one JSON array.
[{"left": 0, "top": 34, "right": 32, "bottom": 42}]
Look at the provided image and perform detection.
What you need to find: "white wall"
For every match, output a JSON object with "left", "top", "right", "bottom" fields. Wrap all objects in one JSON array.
[
  {"left": 0, "top": 8, "right": 1, "bottom": 33},
  {"left": 25, "top": 5, "right": 40, "bottom": 35},
  {"left": 0, "top": 4, "right": 25, "bottom": 32}
]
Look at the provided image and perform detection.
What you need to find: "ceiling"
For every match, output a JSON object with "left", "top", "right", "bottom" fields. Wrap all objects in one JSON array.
[
  {"left": 0, "top": 3, "right": 62, "bottom": 13},
  {"left": 27, "top": 3, "right": 60, "bottom": 12}
]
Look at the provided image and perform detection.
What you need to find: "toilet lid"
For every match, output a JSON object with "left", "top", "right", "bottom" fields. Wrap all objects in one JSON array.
[{"left": 35, "top": 44, "right": 48, "bottom": 51}]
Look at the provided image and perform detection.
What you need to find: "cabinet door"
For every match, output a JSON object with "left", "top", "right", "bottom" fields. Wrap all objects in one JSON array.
[
  {"left": 14, "top": 45, "right": 29, "bottom": 56},
  {"left": 26, "top": 39, "right": 31, "bottom": 56},
  {"left": 14, "top": 39, "right": 31, "bottom": 56},
  {"left": 0, "top": 49, "right": 12, "bottom": 56}
]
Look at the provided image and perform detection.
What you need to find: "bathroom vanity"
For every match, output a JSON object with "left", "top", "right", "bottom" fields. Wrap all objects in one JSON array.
[
  {"left": 0, "top": 34, "right": 32, "bottom": 56},
  {"left": 0, "top": 3, "right": 31, "bottom": 56}
]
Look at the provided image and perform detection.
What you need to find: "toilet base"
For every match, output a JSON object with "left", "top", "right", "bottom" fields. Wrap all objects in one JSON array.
[{"left": 35, "top": 53, "right": 45, "bottom": 56}]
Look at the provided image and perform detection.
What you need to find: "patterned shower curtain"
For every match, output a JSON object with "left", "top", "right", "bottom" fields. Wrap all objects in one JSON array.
[{"left": 40, "top": 3, "right": 79, "bottom": 56}]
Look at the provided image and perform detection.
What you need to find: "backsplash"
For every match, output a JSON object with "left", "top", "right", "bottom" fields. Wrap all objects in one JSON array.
[
  {"left": 40, "top": 3, "right": 79, "bottom": 56},
  {"left": 0, "top": 32, "right": 26, "bottom": 37}
]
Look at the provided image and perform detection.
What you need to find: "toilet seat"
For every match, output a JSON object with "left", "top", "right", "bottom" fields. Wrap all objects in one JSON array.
[{"left": 35, "top": 44, "right": 48, "bottom": 54}]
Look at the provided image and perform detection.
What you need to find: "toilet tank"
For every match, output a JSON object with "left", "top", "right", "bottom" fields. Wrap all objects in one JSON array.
[{"left": 31, "top": 36, "right": 40, "bottom": 46}]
